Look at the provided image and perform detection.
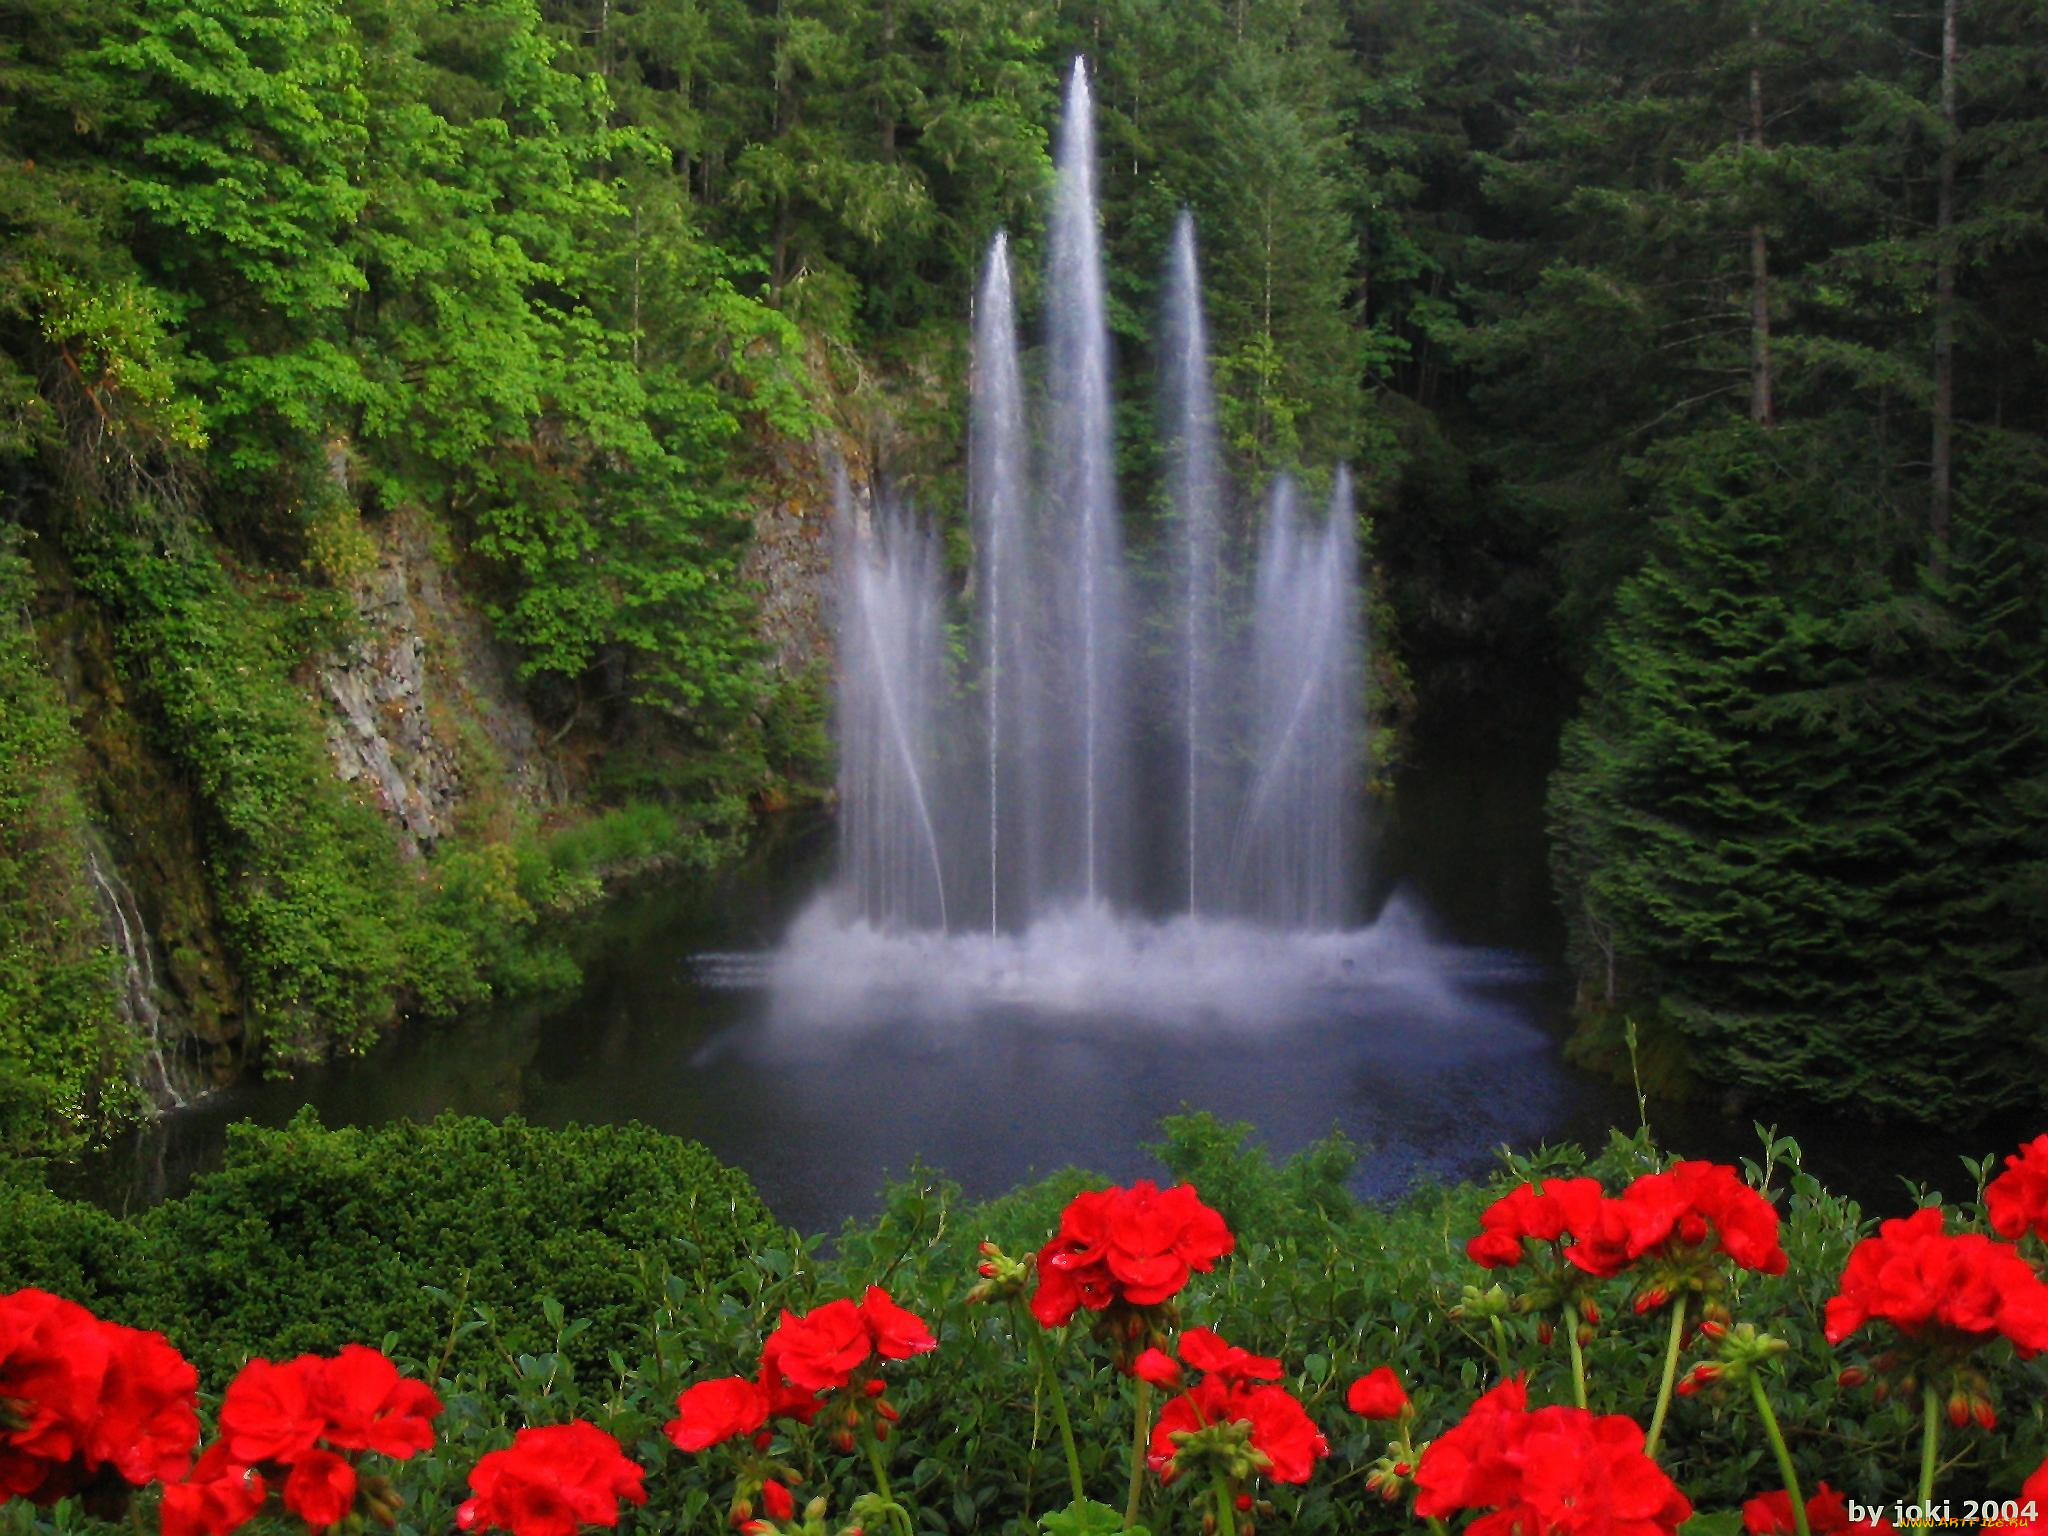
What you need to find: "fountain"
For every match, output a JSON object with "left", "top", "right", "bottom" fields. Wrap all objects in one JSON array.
[{"left": 772, "top": 57, "right": 1427, "bottom": 1027}]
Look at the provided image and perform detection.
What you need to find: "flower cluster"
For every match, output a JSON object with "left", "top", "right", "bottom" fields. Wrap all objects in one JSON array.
[
  {"left": 1465, "top": 1177, "right": 1607, "bottom": 1269},
  {"left": 1138, "top": 1328, "right": 1327, "bottom": 1487},
  {"left": 0, "top": 1288, "right": 199, "bottom": 1510},
  {"left": 1824, "top": 1206, "right": 2048, "bottom": 1357},
  {"left": 185, "top": 1344, "right": 443, "bottom": 1534},
  {"left": 1030, "top": 1180, "right": 1233, "bottom": 1336},
  {"left": 1413, "top": 1377, "right": 1693, "bottom": 1536},
  {"left": 1569, "top": 1161, "right": 1787, "bottom": 1294},
  {"left": 1465, "top": 1164, "right": 1785, "bottom": 1298},
  {"left": 457, "top": 1421, "right": 647, "bottom": 1536},
  {"left": 1987, "top": 1135, "right": 2048, "bottom": 1246},
  {"left": 669, "top": 1287, "right": 934, "bottom": 1532},
  {"left": 1742, "top": 1480, "right": 1896, "bottom": 1534}
]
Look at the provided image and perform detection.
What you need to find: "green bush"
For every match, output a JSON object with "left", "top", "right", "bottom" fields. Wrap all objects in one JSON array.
[{"left": 5, "top": 1113, "right": 2046, "bottom": 1533}]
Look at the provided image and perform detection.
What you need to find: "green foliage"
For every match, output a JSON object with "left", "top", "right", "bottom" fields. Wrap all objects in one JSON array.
[
  {"left": 0, "top": 538, "right": 124, "bottom": 1152},
  {"left": 1550, "top": 426, "right": 2048, "bottom": 1122},
  {"left": 67, "top": 520, "right": 406, "bottom": 1059},
  {"left": 0, "top": 1110, "right": 781, "bottom": 1387},
  {"left": 15, "top": 1113, "right": 2041, "bottom": 1534}
]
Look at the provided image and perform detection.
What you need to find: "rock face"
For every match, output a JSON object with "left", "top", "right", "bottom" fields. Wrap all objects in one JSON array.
[
  {"left": 318, "top": 508, "right": 554, "bottom": 854},
  {"left": 741, "top": 434, "right": 848, "bottom": 682}
]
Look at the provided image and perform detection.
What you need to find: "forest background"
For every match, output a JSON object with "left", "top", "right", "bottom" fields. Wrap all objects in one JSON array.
[{"left": 1, "top": 0, "right": 2044, "bottom": 1154}]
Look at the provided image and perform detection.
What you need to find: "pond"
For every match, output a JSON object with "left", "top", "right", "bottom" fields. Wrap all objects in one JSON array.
[{"left": 74, "top": 734, "right": 1994, "bottom": 1232}]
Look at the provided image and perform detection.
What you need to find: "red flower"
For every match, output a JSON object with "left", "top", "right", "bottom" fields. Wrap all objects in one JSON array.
[
  {"left": 1996, "top": 1457, "right": 2048, "bottom": 1534},
  {"left": 282, "top": 1447, "right": 357, "bottom": 1531},
  {"left": 1987, "top": 1135, "right": 2048, "bottom": 1245},
  {"left": 1143, "top": 1330, "right": 1326, "bottom": 1488},
  {"left": 1465, "top": 1178, "right": 1607, "bottom": 1269},
  {"left": 1235, "top": 1385, "right": 1326, "bottom": 1484},
  {"left": 456, "top": 1421, "right": 647, "bottom": 1536},
  {"left": 1564, "top": 1163, "right": 1786, "bottom": 1283},
  {"left": 308, "top": 1345, "right": 440, "bottom": 1459},
  {"left": 665, "top": 1377, "right": 769, "bottom": 1453},
  {"left": 761, "top": 1478, "right": 795, "bottom": 1521},
  {"left": 1177, "top": 1328, "right": 1281, "bottom": 1386},
  {"left": 1414, "top": 1377, "right": 1692, "bottom": 1536},
  {"left": 1824, "top": 1206, "right": 2048, "bottom": 1356},
  {"left": 1030, "top": 1182, "right": 1233, "bottom": 1327},
  {"left": 1132, "top": 1349, "right": 1183, "bottom": 1390},
  {"left": 159, "top": 1444, "right": 266, "bottom": 1536},
  {"left": 1344, "top": 1366, "right": 1408, "bottom": 1421},
  {"left": 1743, "top": 1481, "right": 1895, "bottom": 1534},
  {"left": 0, "top": 1289, "right": 198, "bottom": 1503},
  {"left": 217, "top": 1358, "right": 324, "bottom": 1467},
  {"left": 762, "top": 1300, "right": 873, "bottom": 1393},
  {"left": 858, "top": 1287, "right": 937, "bottom": 1360},
  {"left": 219, "top": 1348, "right": 440, "bottom": 1471}
]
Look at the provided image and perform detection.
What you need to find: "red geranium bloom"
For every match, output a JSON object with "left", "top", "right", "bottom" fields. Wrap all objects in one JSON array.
[
  {"left": 762, "top": 1300, "right": 873, "bottom": 1393},
  {"left": 1465, "top": 1178, "right": 1608, "bottom": 1270},
  {"left": 1987, "top": 1135, "right": 2048, "bottom": 1245},
  {"left": 0, "top": 1289, "right": 198, "bottom": 1503},
  {"left": 1344, "top": 1366, "right": 1408, "bottom": 1421},
  {"left": 858, "top": 1287, "right": 937, "bottom": 1360},
  {"left": 282, "top": 1448, "right": 357, "bottom": 1531},
  {"left": 1564, "top": 1163, "right": 1786, "bottom": 1283},
  {"left": 1142, "top": 1330, "right": 1326, "bottom": 1488},
  {"left": 217, "top": 1358, "right": 324, "bottom": 1467},
  {"left": 1824, "top": 1206, "right": 2048, "bottom": 1356},
  {"left": 1414, "top": 1377, "right": 1692, "bottom": 1536},
  {"left": 1177, "top": 1328, "right": 1282, "bottom": 1386},
  {"left": 1997, "top": 1457, "right": 2048, "bottom": 1534},
  {"left": 456, "top": 1421, "right": 648, "bottom": 1536},
  {"left": 219, "top": 1348, "right": 441, "bottom": 1471},
  {"left": 159, "top": 1444, "right": 267, "bottom": 1536},
  {"left": 308, "top": 1345, "right": 441, "bottom": 1459},
  {"left": 1030, "top": 1182, "right": 1233, "bottom": 1327},
  {"left": 1743, "top": 1481, "right": 1895, "bottom": 1534},
  {"left": 665, "top": 1377, "right": 769, "bottom": 1452}
]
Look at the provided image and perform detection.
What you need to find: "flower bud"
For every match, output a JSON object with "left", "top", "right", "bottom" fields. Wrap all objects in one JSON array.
[
  {"left": 864, "top": 1380, "right": 886, "bottom": 1398},
  {"left": 1974, "top": 1395, "right": 1997, "bottom": 1430},
  {"left": 1537, "top": 1321, "right": 1554, "bottom": 1346},
  {"left": 1580, "top": 1298, "right": 1600, "bottom": 1326},
  {"left": 1836, "top": 1366, "right": 1866, "bottom": 1389},
  {"left": 1947, "top": 1392, "right": 1971, "bottom": 1429},
  {"left": 1698, "top": 1318, "right": 1727, "bottom": 1340},
  {"left": 1235, "top": 1494, "right": 1252, "bottom": 1512},
  {"left": 730, "top": 1496, "right": 755, "bottom": 1527},
  {"left": 1576, "top": 1326, "right": 1595, "bottom": 1348},
  {"left": 979, "top": 1240, "right": 999, "bottom": 1256},
  {"left": 1632, "top": 1288, "right": 1667, "bottom": 1316}
]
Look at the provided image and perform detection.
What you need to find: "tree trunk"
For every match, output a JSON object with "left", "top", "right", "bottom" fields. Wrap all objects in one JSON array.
[
  {"left": 1747, "top": 17, "right": 1774, "bottom": 427},
  {"left": 1931, "top": 0, "right": 1958, "bottom": 570}
]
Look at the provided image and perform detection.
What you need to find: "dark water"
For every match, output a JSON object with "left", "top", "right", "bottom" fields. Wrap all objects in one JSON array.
[{"left": 73, "top": 742, "right": 2016, "bottom": 1230}]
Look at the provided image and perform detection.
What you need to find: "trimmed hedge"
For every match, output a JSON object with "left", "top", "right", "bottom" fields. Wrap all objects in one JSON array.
[{"left": 0, "top": 1111, "right": 779, "bottom": 1384}]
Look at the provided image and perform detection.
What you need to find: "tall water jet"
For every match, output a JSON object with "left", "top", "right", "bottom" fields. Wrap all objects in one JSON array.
[
  {"left": 834, "top": 472, "right": 950, "bottom": 932},
  {"left": 1163, "top": 211, "right": 1228, "bottom": 914},
  {"left": 1044, "top": 57, "right": 1129, "bottom": 905},
  {"left": 972, "top": 233, "right": 1033, "bottom": 933},
  {"left": 1232, "top": 468, "right": 1363, "bottom": 927}
]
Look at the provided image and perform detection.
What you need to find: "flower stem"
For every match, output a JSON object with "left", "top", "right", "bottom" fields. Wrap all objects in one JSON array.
[
  {"left": 1643, "top": 1295, "right": 1688, "bottom": 1459},
  {"left": 1398, "top": 1422, "right": 1449, "bottom": 1536},
  {"left": 1125, "top": 1375, "right": 1152, "bottom": 1530},
  {"left": 1562, "top": 1304, "right": 1588, "bottom": 1409},
  {"left": 1024, "top": 1316, "right": 1087, "bottom": 1506},
  {"left": 1748, "top": 1373, "right": 1810, "bottom": 1536},
  {"left": 1212, "top": 1475, "right": 1236, "bottom": 1536},
  {"left": 1488, "top": 1315, "right": 1510, "bottom": 1380},
  {"left": 1920, "top": 1385, "right": 1941, "bottom": 1508},
  {"left": 865, "top": 1425, "right": 916, "bottom": 1536}
]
